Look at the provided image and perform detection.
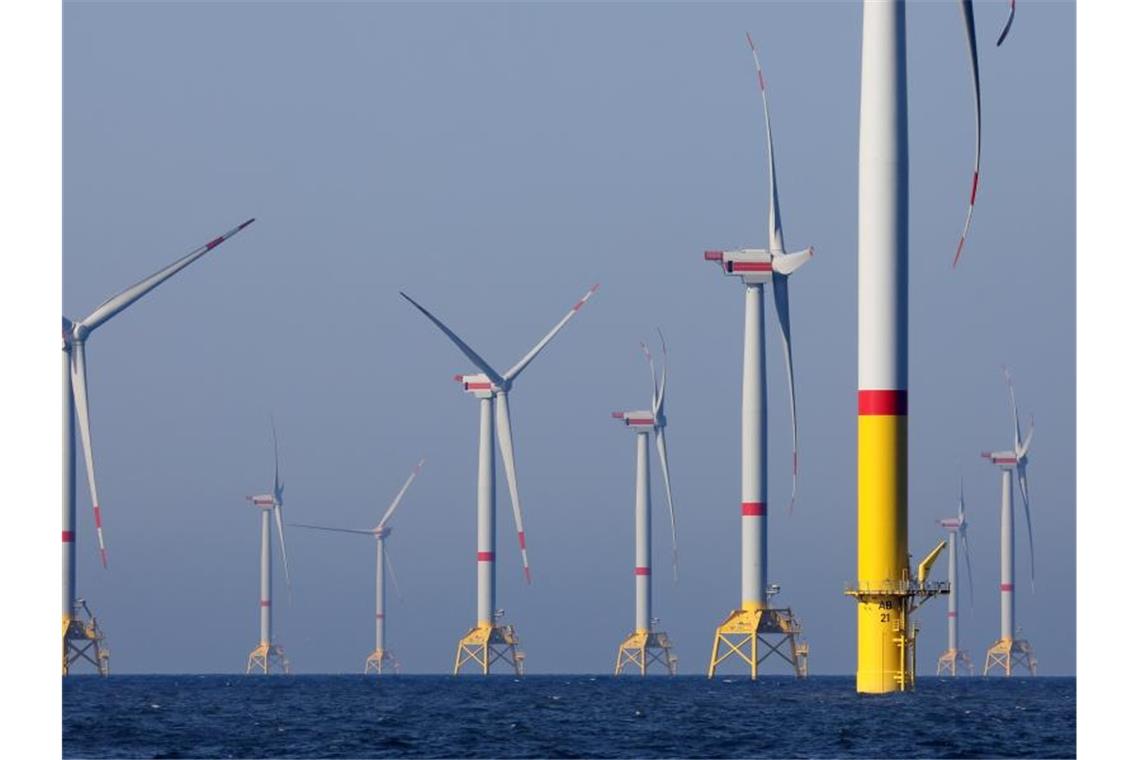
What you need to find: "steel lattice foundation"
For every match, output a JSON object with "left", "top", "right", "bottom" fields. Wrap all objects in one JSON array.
[
  {"left": 707, "top": 607, "right": 809, "bottom": 679},
  {"left": 453, "top": 623, "right": 525, "bottom": 675}
]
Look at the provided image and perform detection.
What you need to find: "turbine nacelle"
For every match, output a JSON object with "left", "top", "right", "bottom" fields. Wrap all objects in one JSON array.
[
  {"left": 247, "top": 494, "right": 276, "bottom": 510},
  {"left": 612, "top": 410, "right": 657, "bottom": 431},
  {"left": 938, "top": 517, "right": 963, "bottom": 531},
  {"left": 454, "top": 373, "right": 498, "bottom": 399},
  {"left": 376, "top": 526, "right": 393, "bottom": 540},
  {"left": 981, "top": 450, "right": 1019, "bottom": 469},
  {"left": 703, "top": 248, "right": 813, "bottom": 285}
]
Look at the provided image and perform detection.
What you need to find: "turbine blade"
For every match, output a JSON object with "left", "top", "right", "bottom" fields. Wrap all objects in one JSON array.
[
  {"left": 655, "top": 328, "right": 668, "bottom": 419},
  {"left": 271, "top": 416, "right": 281, "bottom": 500},
  {"left": 385, "top": 545, "right": 404, "bottom": 603},
  {"left": 655, "top": 428, "right": 679, "bottom": 582},
  {"left": 952, "top": 1, "right": 982, "bottom": 268},
  {"left": 1019, "top": 416, "right": 1035, "bottom": 459},
  {"left": 961, "top": 524, "right": 976, "bottom": 611},
  {"left": 502, "top": 283, "right": 600, "bottom": 383},
  {"left": 399, "top": 292, "right": 504, "bottom": 386},
  {"left": 1017, "top": 462, "right": 1036, "bottom": 592},
  {"left": 772, "top": 274, "right": 799, "bottom": 513},
  {"left": 70, "top": 344, "right": 108, "bottom": 568},
  {"left": 494, "top": 393, "right": 532, "bottom": 584},
  {"left": 1002, "top": 366, "right": 1025, "bottom": 452},
  {"left": 745, "top": 32, "right": 784, "bottom": 254},
  {"left": 640, "top": 340, "right": 660, "bottom": 415},
  {"left": 79, "top": 218, "right": 255, "bottom": 333},
  {"left": 288, "top": 523, "right": 376, "bottom": 535},
  {"left": 274, "top": 503, "right": 293, "bottom": 603},
  {"left": 377, "top": 458, "right": 426, "bottom": 530},
  {"left": 997, "top": 0, "right": 1016, "bottom": 47}
]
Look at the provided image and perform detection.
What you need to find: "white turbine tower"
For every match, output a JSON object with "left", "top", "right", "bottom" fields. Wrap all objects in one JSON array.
[
  {"left": 612, "top": 331, "right": 679, "bottom": 676},
  {"left": 245, "top": 422, "right": 294, "bottom": 675},
  {"left": 704, "top": 33, "right": 810, "bottom": 680},
  {"left": 291, "top": 458, "right": 425, "bottom": 674},
  {"left": 983, "top": 366, "right": 1038, "bottom": 676},
  {"left": 401, "top": 283, "right": 599, "bottom": 675},
  {"left": 936, "top": 476, "right": 976, "bottom": 676},
  {"left": 62, "top": 217, "right": 255, "bottom": 676}
]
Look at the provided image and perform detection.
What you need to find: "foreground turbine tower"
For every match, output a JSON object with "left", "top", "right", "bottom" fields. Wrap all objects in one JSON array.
[
  {"left": 612, "top": 332, "right": 679, "bottom": 676},
  {"left": 982, "top": 367, "right": 1038, "bottom": 676},
  {"left": 703, "top": 33, "right": 810, "bottom": 680},
  {"left": 244, "top": 423, "right": 294, "bottom": 675},
  {"left": 936, "top": 478, "right": 975, "bottom": 676},
  {"left": 62, "top": 217, "right": 255, "bottom": 676},
  {"left": 846, "top": 0, "right": 1010, "bottom": 693},
  {"left": 401, "top": 283, "right": 599, "bottom": 675},
  {"left": 292, "top": 459, "right": 425, "bottom": 674}
]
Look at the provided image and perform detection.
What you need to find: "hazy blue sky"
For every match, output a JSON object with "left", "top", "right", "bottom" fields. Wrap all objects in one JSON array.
[{"left": 62, "top": 0, "right": 1074, "bottom": 676}]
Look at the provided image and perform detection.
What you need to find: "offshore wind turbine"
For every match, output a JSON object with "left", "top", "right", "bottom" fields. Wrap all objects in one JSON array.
[
  {"left": 244, "top": 423, "right": 294, "bottom": 675},
  {"left": 401, "top": 283, "right": 599, "bottom": 675},
  {"left": 291, "top": 458, "right": 425, "bottom": 674},
  {"left": 936, "top": 477, "right": 976, "bottom": 676},
  {"left": 982, "top": 367, "right": 1038, "bottom": 676},
  {"left": 846, "top": 0, "right": 1013, "bottom": 693},
  {"left": 612, "top": 332, "right": 679, "bottom": 676},
  {"left": 703, "top": 32, "right": 810, "bottom": 680},
  {"left": 62, "top": 218, "right": 255, "bottom": 676}
]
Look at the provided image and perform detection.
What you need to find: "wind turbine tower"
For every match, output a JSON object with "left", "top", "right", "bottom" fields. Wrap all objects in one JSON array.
[
  {"left": 845, "top": 0, "right": 1012, "bottom": 692},
  {"left": 982, "top": 367, "right": 1038, "bottom": 676},
  {"left": 62, "top": 218, "right": 255, "bottom": 676},
  {"left": 401, "top": 283, "right": 599, "bottom": 675},
  {"left": 936, "top": 477, "right": 976, "bottom": 676},
  {"left": 612, "top": 332, "right": 679, "bottom": 676},
  {"left": 244, "top": 423, "right": 294, "bottom": 675},
  {"left": 292, "top": 459, "right": 425, "bottom": 674},
  {"left": 703, "top": 33, "right": 810, "bottom": 680}
]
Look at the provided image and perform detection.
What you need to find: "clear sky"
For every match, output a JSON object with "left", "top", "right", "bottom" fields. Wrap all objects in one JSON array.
[{"left": 62, "top": 0, "right": 1074, "bottom": 676}]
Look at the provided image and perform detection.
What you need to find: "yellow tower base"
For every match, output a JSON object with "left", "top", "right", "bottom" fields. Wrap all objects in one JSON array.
[
  {"left": 364, "top": 648, "right": 399, "bottom": 675},
  {"left": 707, "top": 607, "right": 809, "bottom": 679},
  {"left": 246, "top": 643, "right": 290, "bottom": 675},
  {"left": 453, "top": 623, "right": 525, "bottom": 675},
  {"left": 983, "top": 637, "right": 1037, "bottom": 676},
  {"left": 936, "top": 648, "right": 974, "bottom": 676},
  {"left": 62, "top": 602, "right": 109, "bottom": 677},
  {"left": 614, "top": 631, "right": 677, "bottom": 675}
]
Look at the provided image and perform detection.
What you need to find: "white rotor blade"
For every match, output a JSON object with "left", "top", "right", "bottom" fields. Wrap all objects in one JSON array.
[
  {"left": 377, "top": 458, "right": 426, "bottom": 531},
  {"left": 274, "top": 503, "right": 293, "bottom": 603},
  {"left": 79, "top": 218, "right": 255, "bottom": 333},
  {"left": 655, "top": 428, "right": 679, "bottom": 582},
  {"left": 746, "top": 32, "right": 784, "bottom": 254},
  {"left": 953, "top": 1, "right": 982, "bottom": 268},
  {"left": 289, "top": 523, "right": 375, "bottom": 536},
  {"left": 772, "top": 274, "right": 799, "bottom": 513},
  {"left": 385, "top": 545, "right": 404, "bottom": 603},
  {"left": 640, "top": 341, "right": 660, "bottom": 415},
  {"left": 654, "top": 328, "right": 668, "bottom": 418},
  {"left": 400, "top": 292, "right": 504, "bottom": 386},
  {"left": 502, "top": 283, "right": 600, "bottom": 383},
  {"left": 1002, "top": 366, "right": 1025, "bottom": 454},
  {"left": 494, "top": 393, "right": 531, "bottom": 584},
  {"left": 997, "top": 0, "right": 1016, "bottom": 47},
  {"left": 70, "top": 343, "right": 108, "bottom": 569},
  {"left": 1018, "top": 417, "right": 1035, "bottom": 459},
  {"left": 961, "top": 523, "right": 976, "bottom": 611},
  {"left": 1017, "top": 462, "right": 1036, "bottom": 592}
]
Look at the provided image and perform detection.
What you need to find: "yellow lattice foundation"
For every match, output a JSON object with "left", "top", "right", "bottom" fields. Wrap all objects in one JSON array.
[
  {"left": 453, "top": 623, "right": 525, "bottom": 675},
  {"left": 364, "top": 648, "right": 399, "bottom": 675},
  {"left": 707, "top": 607, "right": 809, "bottom": 679},
  {"left": 63, "top": 603, "right": 109, "bottom": 677},
  {"left": 983, "top": 637, "right": 1037, "bottom": 676},
  {"left": 246, "top": 642, "right": 290, "bottom": 675},
  {"left": 936, "top": 648, "right": 974, "bottom": 676},
  {"left": 614, "top": 631, "right": 677, "bottom": 675}
]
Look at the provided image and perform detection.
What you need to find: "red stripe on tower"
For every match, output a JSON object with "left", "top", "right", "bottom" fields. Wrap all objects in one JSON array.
[
  {"left": 741, "top": 501, "right": 766, "bottom": 516},
  {"left": 1000, "top": 583, "right": 1014, "bottom": 592},
  {"left": 260, "top": 600, "right": 271, "bottom": 607},
  {"left": 477, "top": 551, "right": 495, "bottom": 562},
  {"left": 858, "top": 390, "right": 908, "bottom": 416},
  {"left": 634, "top": 567, "right": 651, "bottom": 576},
  {"left": 948, "top": 611, "right": 957, "bottom": 618},
  {"left": 62, "top": 531, "right": 74, "bottom": 542}
]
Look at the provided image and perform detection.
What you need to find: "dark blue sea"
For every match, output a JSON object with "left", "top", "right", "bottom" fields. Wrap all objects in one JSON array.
[{"left": 63, "top": 675, "right": 1074, "bottom": 759}]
